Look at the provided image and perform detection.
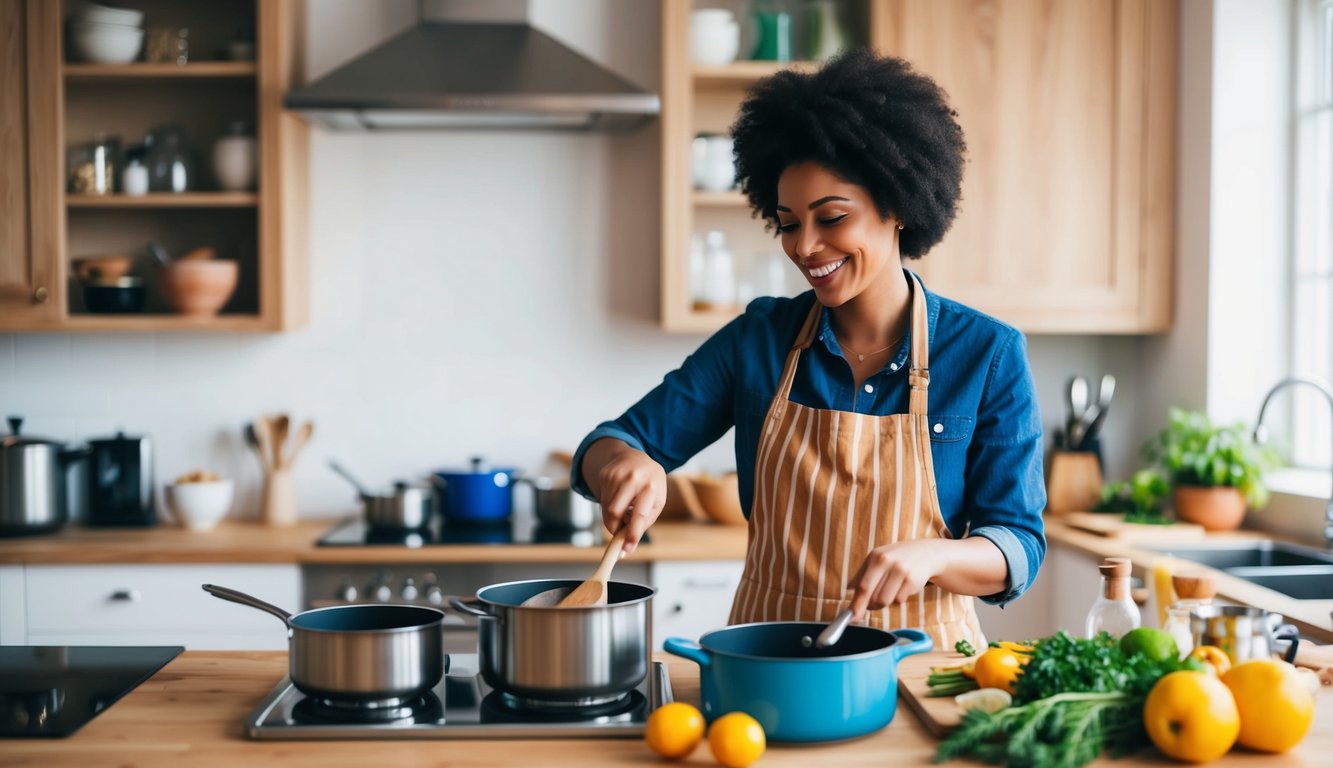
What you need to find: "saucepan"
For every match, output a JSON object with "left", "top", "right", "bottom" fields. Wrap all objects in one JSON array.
[
  {"left": 203, "top": 584, "right": 446, "bottom": 701},
  {"left": 664, "top": 622, "right": 933, "bottom": 742},
  {"left": 328, "top": 460, "right": 433, "bottom": 530},
  {"left": 449, "top": 578, "right": 654, "bottom": 703}
]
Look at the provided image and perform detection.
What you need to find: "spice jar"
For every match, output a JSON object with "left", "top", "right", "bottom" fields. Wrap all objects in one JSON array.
[
  {"left": 146, "top": 26, "right": 189, "bottom": 65},
  {"left": 67, "top": 134, "right": 121, "bottom": 195}
]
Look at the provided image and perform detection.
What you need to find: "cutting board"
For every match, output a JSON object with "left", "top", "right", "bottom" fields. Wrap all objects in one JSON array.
[
  {"left": 1058, "top": 511, "right": 1207, "bottom": 541},
  {"left": 896, "top": 650, "right": 968, "bottom": 737}
]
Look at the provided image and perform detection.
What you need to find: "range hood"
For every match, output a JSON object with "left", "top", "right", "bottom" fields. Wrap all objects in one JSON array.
[{"left": 284, "top": 22, "right": 660, "bottom": 131}]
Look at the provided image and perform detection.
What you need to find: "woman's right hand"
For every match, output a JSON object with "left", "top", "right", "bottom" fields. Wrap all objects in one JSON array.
[{"left": 584, "top": 439, "right": 666, "bottom": 556}]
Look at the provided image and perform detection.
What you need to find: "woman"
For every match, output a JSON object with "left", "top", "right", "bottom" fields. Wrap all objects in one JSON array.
[{"left": 571, "top": 50, "right": 1045, "bottom": 647}]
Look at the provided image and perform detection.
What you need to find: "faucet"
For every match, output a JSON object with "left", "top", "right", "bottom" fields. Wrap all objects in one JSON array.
[{"left": 1252, "top": 376, "right": 1333, "bottom": 549}]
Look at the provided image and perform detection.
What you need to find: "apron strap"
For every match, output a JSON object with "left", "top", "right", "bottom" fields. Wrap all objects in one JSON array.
[
  {"left": 908, "top": 273, "right": 930, "bottom": 418},
  {"left": 774, "top": 300, "right": 824, "bottom": 401}
]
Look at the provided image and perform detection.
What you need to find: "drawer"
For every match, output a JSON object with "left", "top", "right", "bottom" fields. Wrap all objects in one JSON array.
[
  {"left": 25, "top": 564, "right": 300, "bottom": 637},
  {"left": 651, "top": 560, "right": 744, "bottom": 646}
]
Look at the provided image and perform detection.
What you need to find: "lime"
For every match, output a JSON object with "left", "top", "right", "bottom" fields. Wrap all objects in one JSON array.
[
  {"left": 956, "top": 687, "right": 1012, "bottom": 714},
  {"left": 1120, "top": 627, "right": 1179, "bottom": 662}
]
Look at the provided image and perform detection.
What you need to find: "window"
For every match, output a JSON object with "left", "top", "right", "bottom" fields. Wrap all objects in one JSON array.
[{"left": 1291, "top": 0, "right": 1333, "bottom": 469}]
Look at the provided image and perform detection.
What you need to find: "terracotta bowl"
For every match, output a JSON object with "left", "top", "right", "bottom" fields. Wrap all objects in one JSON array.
[
  {"left": 162, "top": 260, "right": 238, "bottom": 316},
  {"left": 73, "top": 254, "right": 135, "bottom": 283},
  {"left": 1172, "top": 486, "right": 1247, "bottom": 531},
  {"left": 690, "top": 472, "right": 747, "bottom": 526}
]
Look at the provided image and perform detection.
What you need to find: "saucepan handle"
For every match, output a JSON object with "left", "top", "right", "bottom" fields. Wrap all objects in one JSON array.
[
  {"left": 448, "top": 596, "right": 491, "bottom": 619},
  {"left": 890, "top": 628, "right": 934, "bottom": 661},
  {"left": 663, "top": 637, "right": 712, "bottom": 669}
]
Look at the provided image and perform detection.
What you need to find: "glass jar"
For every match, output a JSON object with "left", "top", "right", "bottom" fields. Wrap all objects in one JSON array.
[
  {"left": 144, "top": 125, "right": 193, "bottom": 193},
  {"left": 1085, "top": 557, "right": 1140, "bottom": 639},
  {"left": 1164, "top": 599, "right": 1209, "bottom": 657},
  {"left": 67, "top": 134, "right": 121, "bottom": 195},
  {"left": 146, "top": 26, "right": 189, "bottom": 65},
  {"left": 693, "top": 231, "right": 737, "bottom": 311},
  {"left": 122, "top": 145, "right": 149, "bottom": 196},
  {"left": 805, "top": 0, "right": 847, "bottom": 61}
]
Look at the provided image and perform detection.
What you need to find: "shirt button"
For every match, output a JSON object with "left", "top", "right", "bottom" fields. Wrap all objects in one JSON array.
[
  {"left": 890, "top": 363, "right": 899, "bottom": 371},
  {"left": 863, "top": 384, "right": 874, "bottom": 394},
  {"left": 933, "top": 423, "right": 944, "bottom": 434}
]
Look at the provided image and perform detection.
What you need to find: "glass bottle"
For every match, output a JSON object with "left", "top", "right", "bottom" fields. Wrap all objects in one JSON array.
[
  {"left": 695, "top": 231, "right": 737, "bottom": 311},
  {"left": 144, "top": 125, "right": 193, "bottom": 193},
  {"left": 1163, "top": 574, "right": 1215, "bottom": 657},
  {"left": 1085, "top": 556, "right": 1140, "bottom": 639}
]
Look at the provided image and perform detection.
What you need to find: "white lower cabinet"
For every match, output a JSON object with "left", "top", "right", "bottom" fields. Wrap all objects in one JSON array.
[
  {"left": 18, "top": 564, "right": 300, "bottom": 650},
  {"left": 650, "top": 560, "right": 744, "bottom": 648},
  {"left": 973, "top": 541, "right": 1105, "bottom": 642}
]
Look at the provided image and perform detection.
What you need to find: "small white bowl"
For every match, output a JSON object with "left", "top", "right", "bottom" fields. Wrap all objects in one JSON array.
[
  {"left": 70, "top": 22, "right": 144, "bottom": 64},
  {"left": 165, "top": 480, "right": 234, "bottom": 531},
  {"left": 74, "top": 1, "right": 145, "bottom": 28}
]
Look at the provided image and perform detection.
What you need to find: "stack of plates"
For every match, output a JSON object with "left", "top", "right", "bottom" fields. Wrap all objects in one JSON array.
[{"left": 69, "top": 2, "right": 145, "bottom": 64}]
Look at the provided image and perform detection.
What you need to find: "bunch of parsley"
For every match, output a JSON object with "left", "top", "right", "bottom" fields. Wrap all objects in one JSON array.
[{"left": 935, "top": 631, "right": 1202, "bottom": 768}]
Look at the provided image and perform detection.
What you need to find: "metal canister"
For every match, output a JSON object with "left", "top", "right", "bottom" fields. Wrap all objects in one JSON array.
[{"left": 1189, "top": 605, "right": 1296, "bottom": 664}]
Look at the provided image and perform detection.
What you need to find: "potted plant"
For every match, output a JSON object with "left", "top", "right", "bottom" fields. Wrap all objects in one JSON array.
[
  {"left": 1142, "top": 408, "right": 1279, "bottom": 531},
  {"left": 1094, "top": 468, "right": 1171, "bottom": 524}
]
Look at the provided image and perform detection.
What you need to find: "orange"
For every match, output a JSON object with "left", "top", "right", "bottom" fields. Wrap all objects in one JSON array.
[
  {"left": 972, "top": 648, "right": 1024, "bottom": 694},
  {"left": 708, "top": 711, "right": 766, "bottom": 768},
  {"left": 644, "top": 702, "right": 705, "bottom": 759},
  {"left": 1143, "top": 670, "right": 1239, "bottom": 763},
  {"left": 1189, "top": 645, "right": 1231, "bottom": 677},
  {"left": 1222, "top": 659, "right": 1315, "bottom": 753}
]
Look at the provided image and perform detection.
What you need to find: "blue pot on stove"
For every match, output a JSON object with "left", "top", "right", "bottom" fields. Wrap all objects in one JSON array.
[
  {"left": 431, "top": 456, "right": 518, "bottom": 522},
  {"left": 664, "top": 622, "right": 932, "bottom": 742}
]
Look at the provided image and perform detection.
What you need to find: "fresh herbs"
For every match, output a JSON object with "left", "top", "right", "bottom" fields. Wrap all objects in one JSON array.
[
  {"left": 955, "top": 639, "right": 978, "bottom": 657},
  {"left": 935, "top": 631, "right": 1203, "bottom": 767}
]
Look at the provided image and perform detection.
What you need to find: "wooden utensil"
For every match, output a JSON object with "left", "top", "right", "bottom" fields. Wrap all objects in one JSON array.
[
  {"left": 252, "top": 417, "right": 275, "bottom": 472},
  {"left": 522, "top": 529, "right": 629, "bottom": 608},
  {"left": 272, "top": 414, "right": 290, "bottom": 468},
  {"left": 285, "top": 420, "right": 313, "bottom": 467}
]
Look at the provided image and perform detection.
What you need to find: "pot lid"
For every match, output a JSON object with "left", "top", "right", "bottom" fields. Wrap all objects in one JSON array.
[{"left": 2, "top": 417, "right": 64, "bottom": 449}]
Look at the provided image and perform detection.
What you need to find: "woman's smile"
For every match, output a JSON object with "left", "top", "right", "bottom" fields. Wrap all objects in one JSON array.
[{"left": 806, "top": 257, "right": 848, "bottom": 280}]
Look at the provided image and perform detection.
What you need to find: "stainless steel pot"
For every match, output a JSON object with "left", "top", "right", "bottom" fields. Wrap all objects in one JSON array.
[
  {"left": 450, "top": 579, "right": 653, "bottom": 704},
  {"left": 516, "top": 475, "right": 598, "bottom": 529},
  {"left": 204, "top": 584, "right": 446, "bottom": 701},
  {"left": 329, "top": 460, "right": 432, "bottom": 530},
  {"left": 1, "top": 417, "right": 89, "bottom": 537}
]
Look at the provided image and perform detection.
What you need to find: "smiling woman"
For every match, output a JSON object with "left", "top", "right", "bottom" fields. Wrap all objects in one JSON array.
[{"left": 571, "top": 49, "right": 1046, "bottom": 650}]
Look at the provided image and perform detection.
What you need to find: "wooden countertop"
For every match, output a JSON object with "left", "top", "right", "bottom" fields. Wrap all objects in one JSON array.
[
  {"left": 1043, "top": 518, "right": 1333, "bottom": 642},
  {"left": 4, "top": 651, "right": 1330, "bottom": 766},
  {"left": 0, "top": 519, "right": 749, "bottom": 565}
]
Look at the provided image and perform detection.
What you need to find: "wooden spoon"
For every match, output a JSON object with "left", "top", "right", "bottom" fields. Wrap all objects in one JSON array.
[
  {"left": 272, "top": 414, "right": 290, "bottom": 469},
  {"left": 251, "top": 417, "right": 275, "bottom": 473},
  {"left": 285, "top": 420, "right": 313, "bottom": 467},
  {"left": 523, "top": 529, "right": 628, "bottom": 608}
]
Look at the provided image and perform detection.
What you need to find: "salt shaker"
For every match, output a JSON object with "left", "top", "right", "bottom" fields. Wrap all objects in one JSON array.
[
  {"left": 1085, "top": 556, "right": 1140, "bottom": 639},
  {"left": 123, "top": 146, "right": 149, "bottom": 197}
]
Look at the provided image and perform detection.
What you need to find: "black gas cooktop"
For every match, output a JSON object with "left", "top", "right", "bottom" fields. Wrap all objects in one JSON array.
[
  {"left": 0, "top": 646, "right": 183, "bottom": 738},
  {"left": 317, "top": 517, "right": 644, "bottom": 548}
]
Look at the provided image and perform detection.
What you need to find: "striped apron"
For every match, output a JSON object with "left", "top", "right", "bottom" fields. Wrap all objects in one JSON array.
[{"left": 727, "top": 274, "right": 984, "bottom": 649}]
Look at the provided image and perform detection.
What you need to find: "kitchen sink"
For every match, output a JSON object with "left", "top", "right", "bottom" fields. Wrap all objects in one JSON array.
[{"left": 1144, "top": 541, "right": 1333, "bottom": 600}]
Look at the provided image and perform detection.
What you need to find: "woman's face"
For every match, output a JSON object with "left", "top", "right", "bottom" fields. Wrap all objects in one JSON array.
[{"left": 774, "top": 162, "right": 901, "bottom": 307}]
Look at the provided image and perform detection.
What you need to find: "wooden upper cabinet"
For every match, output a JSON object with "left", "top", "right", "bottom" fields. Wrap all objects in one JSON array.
[
  {"left": 875, "top": 0, "right": 1177, "bottom": 333},
  {"left": 0, "top": 0, "right": 60, "bottom": 321},
  {"left": 0, "top": 0, "right": 308, "bottom": 333}
]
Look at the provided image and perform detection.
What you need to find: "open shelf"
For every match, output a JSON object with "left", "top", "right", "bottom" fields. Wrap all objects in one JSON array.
[
  {"left": 64, "top": 62, "right": 257, "bottom": 80},
  {"left": 693, "top": 190, "right": 748, "bottom": 207},
  {"left": 691, "top": 60, "right": 818, "bottom": 85},
  {"left": 68, "top": 193, "right": 259, "bottom": 208},
  {"left": 56, "top": 314, "right": 272, "bottom": 332}
]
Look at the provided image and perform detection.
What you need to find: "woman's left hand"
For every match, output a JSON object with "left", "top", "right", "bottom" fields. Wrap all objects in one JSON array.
[{"left": 847, "top": 539, "right": 948, "bottom": 622}]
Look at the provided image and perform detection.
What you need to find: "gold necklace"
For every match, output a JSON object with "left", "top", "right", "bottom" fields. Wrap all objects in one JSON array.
[{"left": 837, "top": 333, "right": 902, "bottom": 363}]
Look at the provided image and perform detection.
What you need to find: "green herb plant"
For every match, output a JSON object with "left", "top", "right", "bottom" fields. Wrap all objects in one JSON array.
[
  {"left": 1144, "top": 407, "right": 1279, "bottom": 508},
  {"left": 1093, "top": 469, "right": 1171, "bottom": 524},
  {"left": 935, "top": 631, "right": 1204, "bottom": 768}
]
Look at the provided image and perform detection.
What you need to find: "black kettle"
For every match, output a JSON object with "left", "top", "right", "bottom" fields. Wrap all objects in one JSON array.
[{"left": 86, "top": 431, "right": 155, "bottom": 527}]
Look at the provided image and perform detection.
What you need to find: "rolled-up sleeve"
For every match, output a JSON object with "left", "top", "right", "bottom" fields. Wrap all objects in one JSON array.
[
  {"left": 571, "top": 312, "right": 747, "bottom": 500},
  {"left": 964, "top": 329, "right": 1047, "bottom": 606}
]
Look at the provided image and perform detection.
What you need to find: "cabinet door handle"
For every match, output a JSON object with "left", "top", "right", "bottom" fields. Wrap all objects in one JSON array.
[
  {"left": 32, "top": 287, "right": 49, "bottom": 304},
  {"left": 109, "top": 589, "right": 142, "bottom": 602}
]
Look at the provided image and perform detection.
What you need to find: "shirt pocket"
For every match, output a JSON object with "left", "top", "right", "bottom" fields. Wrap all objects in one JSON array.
[{"left": 927, "top": 414, "right": 973, "bottom": 444}]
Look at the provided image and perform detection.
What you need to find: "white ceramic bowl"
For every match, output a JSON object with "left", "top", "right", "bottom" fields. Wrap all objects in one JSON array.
[
  {"left": 70, "top": 22, "right": 144, "bottom": 64},
  {"left": 689, "top": 14, "right": 740, "bottom": 67},
  {"left": 73, "top": 1, "right": 145, "bottom": 28},
  {"left": 165, "top": 480, "right": 234, "bottom": 531}
]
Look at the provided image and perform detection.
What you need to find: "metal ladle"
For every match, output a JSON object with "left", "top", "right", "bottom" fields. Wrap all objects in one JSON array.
[{"left": 801, "top": 607, "right": 854, "bottom": 649}]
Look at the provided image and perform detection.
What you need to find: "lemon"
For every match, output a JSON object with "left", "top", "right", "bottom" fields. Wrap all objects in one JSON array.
[
  {"left": 644, "top": 701, "right": 705, "bottom": 759},
  {"left": 1143, "top": 670, "right": 1240, "bottom": 763},
  {"left": 1120, "top": 627, "right": 1179, "bottom": 662},
  {"left": 956, "top": 687, "right": 1012, "bottom": 714},
  {"left": 708, "top": 711, "right": 766, "bottom": 768},
  {"left": 971, "top": 647, "right": 1024, "bottom": 694},
  {"left": 1222, "top": 659, "right": 1315, "bottom": 753}
]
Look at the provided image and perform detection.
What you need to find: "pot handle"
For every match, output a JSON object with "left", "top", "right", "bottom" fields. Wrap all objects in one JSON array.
[
  {"left": 663, "top": 637, "right": 712, "bottom": 669},
  {"left": 889, "top": 628, "right": 934, "bottom": 661},
  {"left": 448, "top": 596, "right": 491, "bottom": 619}
]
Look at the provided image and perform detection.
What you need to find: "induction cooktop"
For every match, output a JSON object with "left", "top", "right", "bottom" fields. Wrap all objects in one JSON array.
[{"left": 0, "top": 646, "right": 183, "bottom": 738}]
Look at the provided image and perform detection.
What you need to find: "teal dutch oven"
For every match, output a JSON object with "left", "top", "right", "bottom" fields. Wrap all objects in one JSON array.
[{"left": 664, "top": 622, "right": 932, "bottom": 742}]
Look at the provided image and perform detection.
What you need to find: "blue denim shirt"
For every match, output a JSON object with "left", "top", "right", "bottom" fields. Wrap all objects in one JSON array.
[{"left": 572, "top": 272, "right": 1047, "bottom": 606}]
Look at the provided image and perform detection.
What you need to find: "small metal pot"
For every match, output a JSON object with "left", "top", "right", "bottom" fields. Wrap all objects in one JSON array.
[
  {"left": 516, "top": 475, "right": 598, "bottom": 529},
  {"left": 1189, "top": 605, "right": 1300, "bottom": 664},
  {"left": 204, "top": 584, "right": 446, "bottom": 701},
  {"left": 1, "top": 417, "right": 90, "bottom": 537},
  {"left": 329, "top": 460, "right": 433, "bottom": 530},
  {"left": 450, "top": 579, "right": 653, "bottom": 704}
]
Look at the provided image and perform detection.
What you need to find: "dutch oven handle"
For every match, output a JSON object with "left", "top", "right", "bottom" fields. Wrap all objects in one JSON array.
[
  {"left": 889, "top": 628, "right": 934, "bottom": 661},
  {"left": 662, "top": 637, "right": 712, "bottom": 669}
]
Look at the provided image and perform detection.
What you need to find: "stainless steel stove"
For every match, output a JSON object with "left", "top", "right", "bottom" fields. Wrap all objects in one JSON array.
[{"left": 245, "top": 653, "right": 672, "bottom": 739}]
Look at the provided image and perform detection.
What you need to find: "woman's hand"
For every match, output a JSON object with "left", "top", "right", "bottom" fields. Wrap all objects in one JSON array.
[
  {"left": 582, "top": 438, "right": 666, "bottom": 556},
  {"left": 847, "top": 539, "right": 947, "bottom": 621}
]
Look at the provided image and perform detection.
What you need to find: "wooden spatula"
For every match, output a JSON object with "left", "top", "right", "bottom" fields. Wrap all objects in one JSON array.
[{"left": 557, "top": 527, "right": 629, "bottom": 607}]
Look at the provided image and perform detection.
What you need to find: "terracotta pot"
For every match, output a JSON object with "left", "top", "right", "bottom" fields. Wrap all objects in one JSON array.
[
  {"left": 162, "top": 260, "right": 238, "bottom": 316},
  {"left": 1172, "top": 485, "right": 1246, "bottom": 531}
]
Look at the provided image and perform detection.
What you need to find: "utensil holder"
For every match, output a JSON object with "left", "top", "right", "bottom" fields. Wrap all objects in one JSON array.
[
  {"left": 1046, "top": 450, "right": 1103, "bottom": 515},
  {"left": 261, "top": 466, "right": 297, "bottom": 527}
]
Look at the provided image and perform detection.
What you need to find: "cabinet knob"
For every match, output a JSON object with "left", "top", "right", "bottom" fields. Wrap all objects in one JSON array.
[
  {"left": 32, "top": 287, "right": 49, "bottom": 304},
  {"left": 401, "top": 578, "right": 419, "bottom": 601},
  {"left": 109, "top": 589, "right": 141, "bottom": 602},
  {"left": 425, "top": 585, "right": 444, "bottom": 605},
  {"left": 338, "top": 583, "right": 358, "bottom": 602}
]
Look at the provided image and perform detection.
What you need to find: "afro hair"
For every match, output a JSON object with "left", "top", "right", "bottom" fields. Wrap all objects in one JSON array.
[{"left": 730, "top": 48, "right": 966, "bottom": 259}]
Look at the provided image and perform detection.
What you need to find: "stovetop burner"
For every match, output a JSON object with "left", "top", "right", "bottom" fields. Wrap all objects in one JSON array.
[
  {"left": 316, "top": 516, "right": 634, "bottom": 548},
  {"left": 246, "top": 654, "right": 671, "bottom": 740}
]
